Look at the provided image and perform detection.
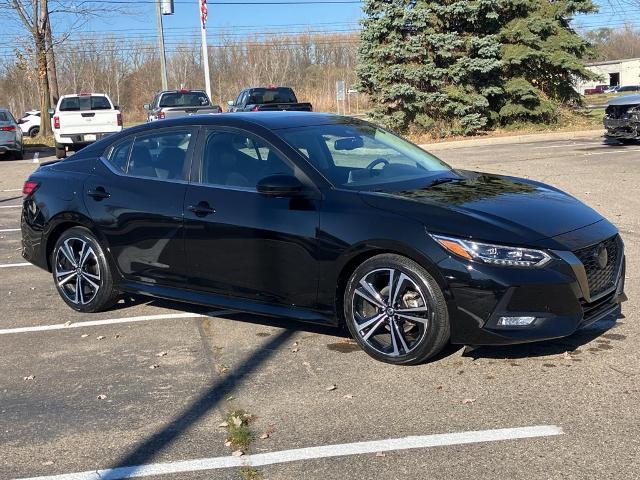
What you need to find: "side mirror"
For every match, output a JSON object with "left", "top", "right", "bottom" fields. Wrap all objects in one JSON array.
[
  {"left": 227, "top": 100, "right": 234, "bottom": 107},
  {"left": 47, "top": 108, "right": 55, "bottom": 116},
  {"left": 143, "top": 103, "right": 151, "bottom": 110},
  {"left": 113, "top": 105, "right": 120, "bottom": 110},
  {"left": 256, "top": 174, "right": 305, "bottom": 197}
]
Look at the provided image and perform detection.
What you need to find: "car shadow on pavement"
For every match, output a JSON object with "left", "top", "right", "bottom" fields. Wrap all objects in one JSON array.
[
  {"left": 104, "top": 328, "right": 296, "bottom": 477},
  {"left": 463, "top": 308, "right": 623, "bottom": 360}
]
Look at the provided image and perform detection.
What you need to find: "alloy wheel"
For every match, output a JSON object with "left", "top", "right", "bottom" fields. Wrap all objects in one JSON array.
[
  {"left": 352, "top": 268, "right": 432, "bottom": 357},
  {"left": 54, "top": 237, "right": 101, "bottom": 305}
]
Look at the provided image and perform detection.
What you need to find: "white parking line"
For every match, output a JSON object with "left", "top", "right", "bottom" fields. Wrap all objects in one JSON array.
[
  {"left": 0, "top": 311, "right": 232, "bottom": 335},
  {"left": 17, "top": 425, "right": 563, "bottom": 480},
  {"left": 0, "top": 228, "right": 20, "bottom": 232},
  {"left": 0, "top": 262, "right": 31, "bottom": 268},
  {"left": 0, "top": 204, "right": 21, "bottom": 209}
]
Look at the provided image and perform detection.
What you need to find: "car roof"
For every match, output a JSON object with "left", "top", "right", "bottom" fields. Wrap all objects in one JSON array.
[
  {"left": 129, "top": 112, "right": 363, "bottom": 132},
  {"left": 607, "top": 94, "right": 640, "bottom": 105}
]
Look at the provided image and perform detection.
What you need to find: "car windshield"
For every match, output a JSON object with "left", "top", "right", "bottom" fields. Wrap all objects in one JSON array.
[
  {"left": 278, "top": 123, "right": 452, "bottom": 190},
  {"left": 59, "top": 96, "right": 112, "bottom": 111},
  {"left": 159, "top": 92, "right": 210, "bottom": 108},
  {"left": 248, "top": 88, "right": 297, "bottom": 104}
]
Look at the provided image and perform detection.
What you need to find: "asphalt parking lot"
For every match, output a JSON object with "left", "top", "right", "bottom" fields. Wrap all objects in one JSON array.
[{"left": 1, "top": 134, "right": 638, "bottom": 480}]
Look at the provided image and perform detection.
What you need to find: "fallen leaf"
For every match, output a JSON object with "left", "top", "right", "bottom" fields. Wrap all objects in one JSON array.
[
  {"left": 81, "top": 334, "right": 89, "bottom": 338},
  {"left": 97, "top": 335, "right": 105, "bottom": 340},
  {"left": 64, "top": 321, "right": 72, "bottom": 327},
  {"left": 325, "top": 384, "right": 337, "bottom": 391},
  {"left": 149, "top": 364, "right": 160, "bottom": 370},
  {"left": 23, "top": 375, "right": 35, "bottom": 381},
  {"left": 291, "top": 348, "right": 299, "bottom": 353},
  {"left": 41, "top": 461, "right": 54, "bottom": 466},
  {"left": 260, "top": 433, "right": 270, "bottom": 439},
  {"left": 343, "top": 394, "right": 353, "bottom": 399},
  {"left": 231, "top": 416, "right": 243, "bottom": 428},
  {"left": 436, "top": 385, "right": 443, "bottom": 390},
  {"left": 376, "top": 452, "right": 386, "bottom": 457},
  {"left": 156, "top": 351, "right": 168, "bottom": 357},
  {"left": 97, "top": 394, "right": 107, "bottom": 400},
  {"left": 563, "top": 351, "right": 572, "bottom": 360},
  {"left": 462, "top": 398, "right": 476, "bottom": 405},
  {"left": 218, "top": 421, "right": 229, "bottom": 428},
  {"left": 224, "top": 440, "right": 232, "bottom": 447},
  {"left": 114, "top": 334, "right": 121, "bottom": 339},
  {"left": 231, "top": 450, "right": 244, "bottom": 457}
]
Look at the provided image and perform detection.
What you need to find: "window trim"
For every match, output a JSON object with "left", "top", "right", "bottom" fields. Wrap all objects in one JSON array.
[{"left": 102, "top": 126, "right": 198, "bottom": 184}]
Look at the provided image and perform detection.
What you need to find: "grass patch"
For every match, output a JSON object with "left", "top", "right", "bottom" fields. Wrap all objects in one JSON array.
[
  {"left": 239, "top": 467, "right": 261, "bottom": 480},
  {"left": 24, "top": 135, "right": 55, "bottom": 148},
  {"left": 224, "top": 409, "right": 255, "bottom": 450}
]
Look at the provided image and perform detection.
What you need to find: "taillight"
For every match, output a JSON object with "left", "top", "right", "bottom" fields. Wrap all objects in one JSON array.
[
  {"left": 251, "top": 106, "right": 259, "bottom": 112},
  {"left": 158, "top": 111, "right": 165, "bottom": 119},
  {"left": 23, "top": 181, "right": 39, "bottom": 196},
  {"left": 117, "top": 113, "right": 122, "bottom": 126},
  {"left": 217, "top": 106, "right": 222, "bottom": 113},
  {"left": 0, "top": 125, "right": 16, "bottom": 131},
  {"left": 53, "top": 116, "right": 60, "bottom": 129}
]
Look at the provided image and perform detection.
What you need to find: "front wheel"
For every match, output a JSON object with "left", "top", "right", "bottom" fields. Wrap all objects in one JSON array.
[
  {"left": 51, "top": 227, "right": 119, "bottom": 312},
  {"left": 344, "top": 254, "right": 450, "bottom": 365}
]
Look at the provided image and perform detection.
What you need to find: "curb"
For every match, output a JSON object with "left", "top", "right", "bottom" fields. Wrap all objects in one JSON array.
[{"left": 419, "top": 129, "right": 604, "bottom": 151}]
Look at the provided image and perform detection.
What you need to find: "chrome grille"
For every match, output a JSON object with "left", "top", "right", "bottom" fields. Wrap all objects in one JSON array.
[{"left": 574, "top": 235, "right": 622, "bottom": 298}]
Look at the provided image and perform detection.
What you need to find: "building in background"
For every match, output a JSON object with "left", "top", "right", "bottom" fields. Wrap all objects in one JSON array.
[{"left": 576, "top": 58, "right": 640, "bottom": 94}]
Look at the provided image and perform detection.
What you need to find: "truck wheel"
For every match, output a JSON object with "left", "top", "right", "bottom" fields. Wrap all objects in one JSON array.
[{"left": 55, "top": 144, "right": 66, "bottom": 159}]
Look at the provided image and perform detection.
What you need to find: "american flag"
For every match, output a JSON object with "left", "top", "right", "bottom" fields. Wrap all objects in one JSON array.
[{"left": 200, "top": 0, "right": 208, "bottom": 28}]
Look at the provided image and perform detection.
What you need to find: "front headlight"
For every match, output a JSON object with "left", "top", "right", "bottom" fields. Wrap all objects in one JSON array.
[{"left": 431, "top": 234, "right": 552, "bottom": 268}]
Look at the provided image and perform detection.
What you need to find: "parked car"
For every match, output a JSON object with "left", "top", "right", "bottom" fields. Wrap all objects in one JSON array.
[
  {"left": 604, "top": 94, "right": 640, "bottom": 143},
  {"left": 0, "top": 108, "right": 24, "bottom": 160},
  {"left": 49, "top": 93, "right": 123, "bottom": 159},
  {"left": 17, "top": 110, "right": 41, "bottom": 137},
  {"left": 584, "top": 85, "right": 609, "bottom": 95},
  {"left": 614, "top": 85, "right": 640, "bottom": 93},
  {"left": 144, "top": 89, "right": 222, "bottom": 122},
  {"left": 228, "top": 86, "right": 312, "bottom": 112},
  {"left": 603, "top": 86, "right": 619, "bottom": 94},
  {"left": 21, "top": 112, "right": 626, "bottom": 365}
]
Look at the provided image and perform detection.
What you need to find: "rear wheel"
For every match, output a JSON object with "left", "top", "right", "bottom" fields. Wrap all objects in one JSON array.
[
  {"left": 55, "top": 144, "right": 66, "bottom": 159},
  {"left": 344, "top": 254, "right": 450, "bottom": 365},
  {"left": 51, "top": 227, "right": 119, "bottom": 312},
  {"left": 28, "top": 127, "right": 39, "bottom": 137}
]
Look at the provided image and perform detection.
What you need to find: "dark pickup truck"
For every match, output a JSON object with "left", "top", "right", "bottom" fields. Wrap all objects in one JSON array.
[{"left": 227, "top": 87, "right": 312, "bottom": 112}]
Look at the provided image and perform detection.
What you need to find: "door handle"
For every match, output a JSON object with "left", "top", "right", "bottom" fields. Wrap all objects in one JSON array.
[
  {"left": 187, "top": 202, "right": 215, "bottom": 217},
  {"left": 87, "top": 187, "right": 110, "bottom": 200}
]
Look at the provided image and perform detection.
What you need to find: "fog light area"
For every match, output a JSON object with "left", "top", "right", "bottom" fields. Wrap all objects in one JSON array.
[{"left": 497, "top": 316, "right": 536, "bottom": 327}]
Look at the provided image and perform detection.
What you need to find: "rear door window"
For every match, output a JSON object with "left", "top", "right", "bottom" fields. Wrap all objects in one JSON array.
[{"left": 128, "top": 130, "right": 193, "bottom": 180}]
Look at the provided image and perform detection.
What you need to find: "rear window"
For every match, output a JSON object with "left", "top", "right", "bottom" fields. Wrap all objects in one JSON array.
[
  {"left": 0, "top": 112, "right": 9, "bottom": 122},
  {"left": 59, "top": 96, "right": 112, "bottom": 111},
  {"left": 248, "top": 88, "right": 297, "bottom": 104},
  {"left": 159, "top": 91, "right": 210, "bottom": 108}
]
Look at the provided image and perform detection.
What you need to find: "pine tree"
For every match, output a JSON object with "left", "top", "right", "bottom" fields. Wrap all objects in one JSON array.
[{"left": 357, "top": 0, "right": 597, "bottom": 136}]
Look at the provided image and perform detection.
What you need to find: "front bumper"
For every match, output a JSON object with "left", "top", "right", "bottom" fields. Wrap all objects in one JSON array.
[
  {"left": 441, "top": 235, "right": 626, "bottom": 346},
  {"left": 604, "top": 117, "right": 640, "bottom": 139}
]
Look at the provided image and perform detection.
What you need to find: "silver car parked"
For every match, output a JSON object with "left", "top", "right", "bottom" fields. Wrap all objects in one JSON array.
[{"left": 0, "top": 108, "right": 24, "bottom": 160}]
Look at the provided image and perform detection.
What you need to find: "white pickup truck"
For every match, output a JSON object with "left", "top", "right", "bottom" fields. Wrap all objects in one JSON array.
[{"left": 50, "top": 93, "right": 123, "bottom": 158}]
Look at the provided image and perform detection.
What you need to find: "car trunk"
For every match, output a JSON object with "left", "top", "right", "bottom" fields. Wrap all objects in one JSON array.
[{"left": 0, "top": 118, "right": 16, "bottom": 148}]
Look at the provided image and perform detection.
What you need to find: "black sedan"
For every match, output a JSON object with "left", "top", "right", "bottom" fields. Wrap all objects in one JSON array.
[{"left": 21, "top": 113, "right": 626, "bottom": 364}]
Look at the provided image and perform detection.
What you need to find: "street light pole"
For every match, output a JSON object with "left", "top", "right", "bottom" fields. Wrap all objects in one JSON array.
[{"left": 156, "top": 0, "right": 169, "bottom": 90}]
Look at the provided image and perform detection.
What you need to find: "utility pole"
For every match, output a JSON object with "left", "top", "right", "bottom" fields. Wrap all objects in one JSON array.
[
  {"left": 156, "top": 0, "right": 171, "bottom": 90},
  {"left": 199, "top": 0, "right": 212, "bottom": 100}
]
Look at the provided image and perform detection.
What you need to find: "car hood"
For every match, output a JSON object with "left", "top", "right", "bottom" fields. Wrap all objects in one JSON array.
[
  {"left": 607, "top": 94, "right": 640, "bottom": 106},
  {"left": 359, "top": 171, "right": 605, "bottom": 246}
]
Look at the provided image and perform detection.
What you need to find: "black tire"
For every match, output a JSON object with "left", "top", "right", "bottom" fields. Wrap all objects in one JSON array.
[
  {"left": 55, "top": 144, "right": 66, "bottom": 159},
  {"left": 344, "top": 254, "right": 450, "bottom": 365},
  {"left": 51, "top": 226, "right": 119, "bottom": 312},
  {"left": 28, "top": 127, "right": 39, "bottom": 137}
]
